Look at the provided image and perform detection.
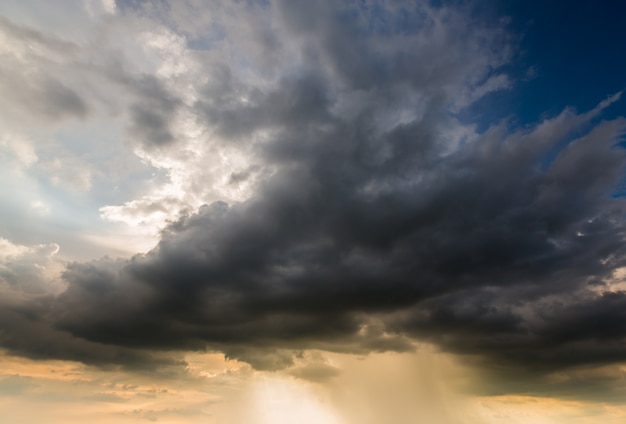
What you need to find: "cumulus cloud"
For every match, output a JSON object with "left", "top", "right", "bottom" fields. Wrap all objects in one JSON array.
[
  {"left": 0, "top": 238, "right": 63, "bottom": 295},
  {"left": 1, "top": 0, "right": 626, "bottom": 393}
]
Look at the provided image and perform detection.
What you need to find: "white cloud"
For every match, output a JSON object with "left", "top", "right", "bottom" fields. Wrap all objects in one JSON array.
[
  {"left": 101, "top": 0, "right": 117, "bottom": 15},
  {"left": 0, "top": 133, "right": 38, "bottom": 168},
  {"left": 0, "top": 237, "right": 64, "bottom": 296},
  {"left": 29, "top": 199, "right": 50, "bottom": 215}
]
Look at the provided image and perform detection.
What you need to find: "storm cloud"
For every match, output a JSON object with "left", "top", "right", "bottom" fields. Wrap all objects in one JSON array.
[{"left": 2, "top": 0, "right": 626, "bottom": 381}]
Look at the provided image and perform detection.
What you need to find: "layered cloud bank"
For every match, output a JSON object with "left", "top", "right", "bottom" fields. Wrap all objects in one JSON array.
[{"left": 1, "top": 0, "right": 626, "bottom": 399}]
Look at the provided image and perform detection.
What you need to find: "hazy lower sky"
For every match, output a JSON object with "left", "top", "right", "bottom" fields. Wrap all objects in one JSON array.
[{"left": 1, "top": 1, "right": 626, "bottom": 423}]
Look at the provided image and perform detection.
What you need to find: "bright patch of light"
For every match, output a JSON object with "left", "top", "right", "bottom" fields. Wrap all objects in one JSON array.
[
  {"left": 252, "top": 376, "right": 343, "bottom": 424},
  {"left": 101, "top": 0, "right": 117, "bottom": 15},
  {"left": 0, "top": 133, "right": 38, "bottom": 167},
  {"left": 30, "top": 199, "right": 50, "bottom": 215}
]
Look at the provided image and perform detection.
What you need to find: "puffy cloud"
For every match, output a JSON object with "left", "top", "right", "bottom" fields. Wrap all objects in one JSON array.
[
  {"left": 0, "top": 237, "right": 63, "bottom": 295},
  {"left": 46, "top": 97, "right": 626, "bottom": 373}
]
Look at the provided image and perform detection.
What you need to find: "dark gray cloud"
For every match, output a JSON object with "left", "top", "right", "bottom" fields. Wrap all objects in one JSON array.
[
  {"left": 45, "top": 105, "right": 625, "bottom": 373},
  {"left": 0, "top": 17, "right": 89, "bottom": 121},
  {"left": 123, "top": 75, "right": 182, "bottom": 148},
  {"left": 0, "top": 295, "right": 187, "bottom": 373},
  {"left": 2, "top": 0, "right": 626, "bottom": 391}
]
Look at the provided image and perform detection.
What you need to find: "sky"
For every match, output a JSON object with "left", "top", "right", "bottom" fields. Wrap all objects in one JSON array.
[{"left": 1, "top": 1, "right": 626, "bottom": 423}]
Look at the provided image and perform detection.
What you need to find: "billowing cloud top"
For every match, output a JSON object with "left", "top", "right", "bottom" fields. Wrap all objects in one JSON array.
[{"left": 1, "top": 0, "right": 626, "bottom": 386}]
